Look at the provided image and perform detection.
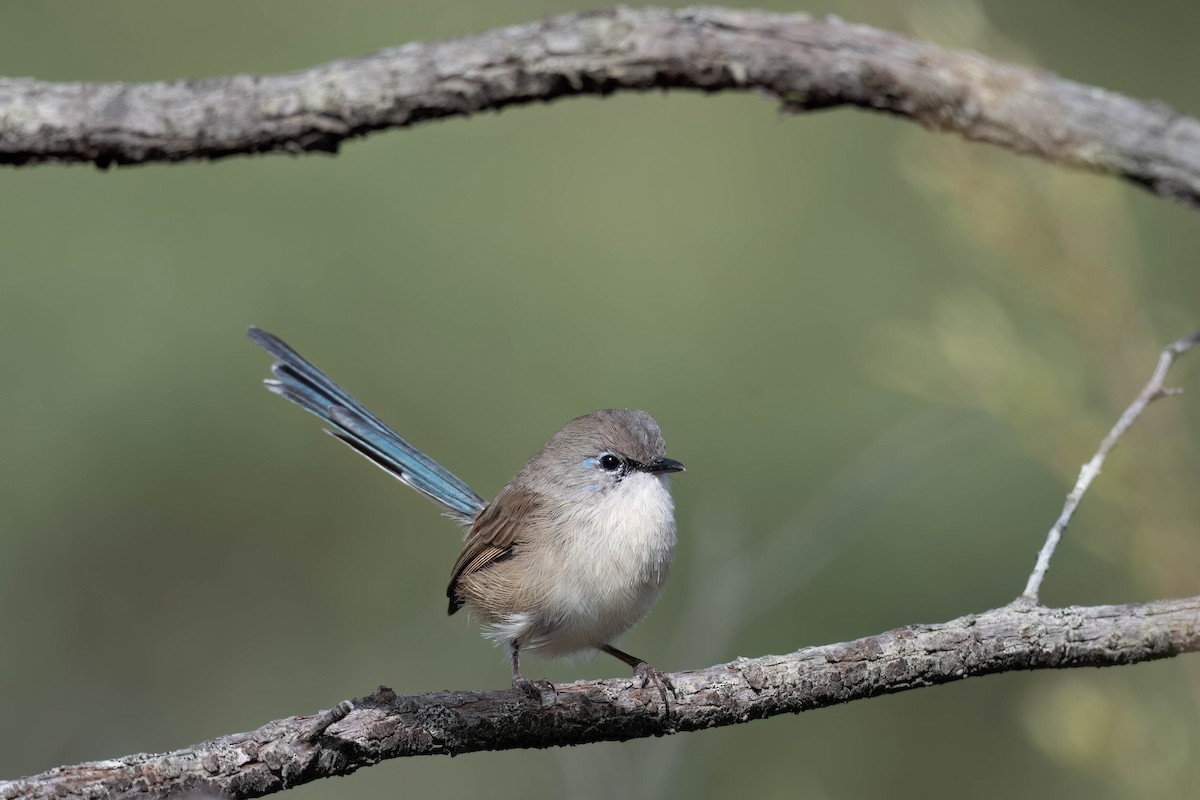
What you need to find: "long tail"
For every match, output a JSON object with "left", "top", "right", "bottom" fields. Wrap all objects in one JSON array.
[{"left": 248, "top": 327, "right": 485, "bottom": 520}]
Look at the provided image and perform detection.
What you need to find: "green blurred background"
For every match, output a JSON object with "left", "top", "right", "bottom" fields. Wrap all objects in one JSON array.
[{"left": 2, "top": 1, "right": 1198, "bottom": 798}]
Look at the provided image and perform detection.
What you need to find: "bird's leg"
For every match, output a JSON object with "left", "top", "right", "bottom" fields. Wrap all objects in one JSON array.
[
  {"left": 511, "top": 642, "right": 556, "bottom": 706},
  {"left": 601, "top": 644, "right": 676, "bottom": 710}
]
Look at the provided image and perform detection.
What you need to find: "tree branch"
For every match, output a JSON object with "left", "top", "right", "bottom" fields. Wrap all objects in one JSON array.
[
  {"left": 3, "top": 7, "right": 1200, "bottom": 207},
  {"left": 3, "top": 597, "right": 1198, "bottom": 800},
  {"left": 1020, "top": 330, "right": 1200, "bottom": 603}
]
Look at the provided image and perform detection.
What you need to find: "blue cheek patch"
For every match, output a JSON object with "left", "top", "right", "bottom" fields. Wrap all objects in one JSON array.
[{"left": 581, "top": 458, "right": 600, "bottom": 492}]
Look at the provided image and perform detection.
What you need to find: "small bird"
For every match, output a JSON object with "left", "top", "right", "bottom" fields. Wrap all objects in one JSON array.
[{"left": 249, "top": 328, "right": 685, "bottom": 704}]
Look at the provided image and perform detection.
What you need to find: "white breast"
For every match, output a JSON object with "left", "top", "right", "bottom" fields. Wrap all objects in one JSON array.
[{"left": 509, "top": 472, "right": 677, "bottom": 657}]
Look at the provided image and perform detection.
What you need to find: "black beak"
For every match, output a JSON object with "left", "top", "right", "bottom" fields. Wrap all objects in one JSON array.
[{"left": 641, "top": 456, "right": 686, "bottom": 474}]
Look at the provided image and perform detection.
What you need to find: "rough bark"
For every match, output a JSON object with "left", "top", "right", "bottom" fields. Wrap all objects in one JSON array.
[
  {"left": 2, "top": 7, "right": 1199, "bottom": 207},
  {"left": 4, "top": 597, "right": 1198, "bottom": 800}
]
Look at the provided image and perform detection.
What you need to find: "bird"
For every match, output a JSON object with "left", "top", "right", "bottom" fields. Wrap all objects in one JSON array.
[{"left": 248, "top": 327, "right": 685, "bottom": 705}]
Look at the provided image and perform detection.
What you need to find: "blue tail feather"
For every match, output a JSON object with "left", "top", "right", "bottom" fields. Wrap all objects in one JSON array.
[{"left": 249, "top": 327, "right": 484, "bottom": 520}]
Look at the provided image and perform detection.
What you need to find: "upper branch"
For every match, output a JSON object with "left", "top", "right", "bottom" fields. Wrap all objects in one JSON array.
[
  {"left": 4, "top": 597, "right": 1198, "bottom": 800},
  {"left": 3, "top": 7, "right": 1200, "bottom": 207}
]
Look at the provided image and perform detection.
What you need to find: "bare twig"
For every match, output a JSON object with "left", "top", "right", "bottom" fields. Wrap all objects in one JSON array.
[
  {"left": 3, "top": 597, "right": 1199, "bottom": 800},
  {"left": 1019, "top": 331, "right": 1200, "bottom": 604},
  {"left": 2, "top": 7, "right": 1200, "bottom": 207}
]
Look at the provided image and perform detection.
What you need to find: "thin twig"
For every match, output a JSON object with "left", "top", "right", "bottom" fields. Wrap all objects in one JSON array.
[
  {"left": 1, "top": 7, "right": 1200, "bottom": 208},
  {"left": 1019, "top": 330, "right": 1200, "bottom": 604}
]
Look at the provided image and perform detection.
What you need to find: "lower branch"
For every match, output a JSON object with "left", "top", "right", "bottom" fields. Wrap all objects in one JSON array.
[
  {"left": 5, "top": 596, "right": 1198, "bottom": 800},
  {"left": 2, "top": 7, "right": 1199, "bottom": 207}
]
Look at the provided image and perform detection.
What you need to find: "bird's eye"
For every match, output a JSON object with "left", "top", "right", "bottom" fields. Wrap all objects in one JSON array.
[{"left": 599, "top": 454, "right": 622, "bottom": 471}]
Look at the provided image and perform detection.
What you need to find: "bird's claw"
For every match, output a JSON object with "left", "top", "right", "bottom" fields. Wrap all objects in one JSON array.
[
  {"left": 513, "top": 676, "right": 558, "bottom": 707},
  {"left": 634, "top": 661, "right": 676, "bottom": 712}
]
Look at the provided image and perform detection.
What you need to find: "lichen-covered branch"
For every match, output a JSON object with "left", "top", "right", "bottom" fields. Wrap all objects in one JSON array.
[
  {"left": 3, "top": 597, "right": 1198, "bottom": 800},
  {"left": 2, "top": 7, "right": 1199, "bottom": 207}
]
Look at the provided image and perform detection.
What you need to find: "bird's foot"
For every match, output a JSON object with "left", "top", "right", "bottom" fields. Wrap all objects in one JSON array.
[
  {"left": 513, "top": 676, "right": 557, "bottom": 707},
  {"left": 634, "top": 661, "right": 676, "bottom": 712}
]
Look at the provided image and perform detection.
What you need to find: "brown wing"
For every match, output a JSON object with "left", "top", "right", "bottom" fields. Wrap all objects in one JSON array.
[{"left": 446, "top": 486, "right": 541, "bottom": 614}]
